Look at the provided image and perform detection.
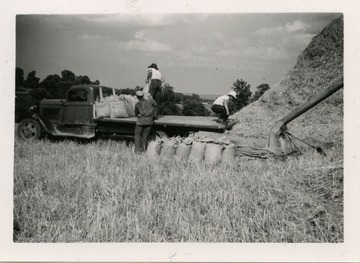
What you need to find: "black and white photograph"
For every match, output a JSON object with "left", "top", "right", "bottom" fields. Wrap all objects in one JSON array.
[{"left": 1, "top": 0, "right": 359, "bottom": 262}]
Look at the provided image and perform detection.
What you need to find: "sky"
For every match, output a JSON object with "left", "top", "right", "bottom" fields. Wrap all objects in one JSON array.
[{"left": 16, "top": 13, "right": 340, "bottom": 95}]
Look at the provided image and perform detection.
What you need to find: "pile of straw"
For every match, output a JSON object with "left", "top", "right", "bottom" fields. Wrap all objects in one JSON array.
[{"left": 231, "top": 16, "right": 343, "bottom": 147}]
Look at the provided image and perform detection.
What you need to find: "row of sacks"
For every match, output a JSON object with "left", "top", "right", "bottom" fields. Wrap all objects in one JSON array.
[
  {"left": 95, "top": 94, "right": 139, "bottom": 118},
  {"left": 145, "top": 136, "right": 236, "bottom": 164}
]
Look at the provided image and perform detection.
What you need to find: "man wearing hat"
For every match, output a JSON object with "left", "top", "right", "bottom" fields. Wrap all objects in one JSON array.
[
  {"left": 211, "top": 90, "right": 237, "bottom": 123},
  {"left": 134, "top": 90, "right": 158, "bottom": 153},
  {"left": 145, "top": 63, "right": 163, "bottom": 103}
]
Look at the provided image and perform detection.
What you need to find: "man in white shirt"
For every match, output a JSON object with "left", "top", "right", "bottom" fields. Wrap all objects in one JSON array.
[
  {"left": 145, "top": 63, "right": 163, "bottom": 103},
  {"left": 211, "top": 90, "right": 237, "bottom": 123}
]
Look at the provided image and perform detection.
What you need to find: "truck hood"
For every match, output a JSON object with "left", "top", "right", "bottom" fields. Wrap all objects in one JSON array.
[{"left": 40, "top": 99, "right": 64, "bottom": 105}]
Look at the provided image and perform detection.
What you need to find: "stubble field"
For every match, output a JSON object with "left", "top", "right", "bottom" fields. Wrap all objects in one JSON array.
[{"left": 13, "top": 137, "right": 343, "bottom": 242}]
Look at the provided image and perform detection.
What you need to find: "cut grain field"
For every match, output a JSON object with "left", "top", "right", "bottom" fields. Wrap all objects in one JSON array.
[{"left": 13, "top": 137, "right": 343, "bottom": 242}]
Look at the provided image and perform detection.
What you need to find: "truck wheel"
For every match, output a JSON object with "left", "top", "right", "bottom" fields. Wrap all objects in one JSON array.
[{"left": 17, "top": 118, "right": 41, "bottom": 140}]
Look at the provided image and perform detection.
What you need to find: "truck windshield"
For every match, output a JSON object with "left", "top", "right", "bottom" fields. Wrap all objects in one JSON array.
[
  {"left": 101, "top": 87, "right": 114, "bottom": 98},
  {"left": 68, "top": 90, "right": 88, "bottom": 102}
]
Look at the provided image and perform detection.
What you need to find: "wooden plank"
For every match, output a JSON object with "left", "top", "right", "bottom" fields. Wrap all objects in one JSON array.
[
  {"left": 154, "top": 116, "right": 224, "bottom": 129},
  {"left": 96, "top": 117, "right": 138, "bottom": 124},
  {"left": 95, "top": 115, "right": 226, "bottom": 130}
]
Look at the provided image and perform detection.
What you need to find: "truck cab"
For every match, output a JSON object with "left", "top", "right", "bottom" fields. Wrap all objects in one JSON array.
[{"left": 17, "top": 85, "right": 115, "bottom": 140}]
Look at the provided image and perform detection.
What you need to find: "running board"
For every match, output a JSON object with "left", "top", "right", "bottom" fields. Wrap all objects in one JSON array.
[{"left": 49, "top": 126, "right": 95, "bottom": 139}]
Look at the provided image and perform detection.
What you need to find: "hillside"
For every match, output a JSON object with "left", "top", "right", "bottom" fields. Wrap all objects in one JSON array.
[{"left": 230, "top": 16, "right": 344, "bottom": 147}]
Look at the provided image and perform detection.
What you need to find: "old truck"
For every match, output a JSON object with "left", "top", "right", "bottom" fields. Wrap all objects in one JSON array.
[{"left": 16, "top": 85, "right": 234, "bottom": 140}]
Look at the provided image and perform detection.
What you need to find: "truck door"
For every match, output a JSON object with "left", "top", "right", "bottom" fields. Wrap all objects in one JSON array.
[{"left": 62, "top": 88, "right": 94, "bottom": 125}]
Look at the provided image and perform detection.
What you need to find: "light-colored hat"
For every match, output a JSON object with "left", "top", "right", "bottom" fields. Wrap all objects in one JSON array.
[
  {"left": 135, "top": 90, "right": 144, "bottom": 97},
  {"left": 228, "top": 90, "right": 237, "bottom": 98}
]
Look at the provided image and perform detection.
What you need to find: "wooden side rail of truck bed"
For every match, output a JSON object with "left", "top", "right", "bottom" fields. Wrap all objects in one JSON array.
[{"left": 95, "top": 115, "right": 235, "bottom": 136}]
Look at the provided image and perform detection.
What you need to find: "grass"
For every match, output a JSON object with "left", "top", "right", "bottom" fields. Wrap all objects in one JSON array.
[{"left": 13, "top": 137, "right": 343, "bottom": 242}]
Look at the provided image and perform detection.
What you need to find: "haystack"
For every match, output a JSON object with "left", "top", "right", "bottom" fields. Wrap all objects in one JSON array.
[{"left": 231, "top": 16, "right": 343, "bottom": 147}]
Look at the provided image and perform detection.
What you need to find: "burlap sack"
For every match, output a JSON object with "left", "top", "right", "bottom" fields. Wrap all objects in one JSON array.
[
  {"left": 175, "top": 143, "right": 192, "bottom": 160},
  {"left": 188, "top": 141, "right": 206, "bottom": 163},
  {"left": 160, "top": 139, "right": 177, "bottom": 158},
  {"left": 146, "top": 140, "right": 162, "bottom": 159},
  {"left": 204, "top": 143, "right": 224, "bottom": 164},
  {"left": 143, "top": 83, "right": 150, "bottom": 94},
  {"left": 121, "top": 95, "right": 138, "bottom": 117},
  {"left": 110, "top": 100, "right": 129, "bottom": 118},
  {"left": 128, "top": 96, "right": 139, "bottom": 116},
  {"left": 95, "top": 101, "right": 111, "bottom": 118},
  {"left": 222, "top": 143, "right": 235, "bottom": 163}
]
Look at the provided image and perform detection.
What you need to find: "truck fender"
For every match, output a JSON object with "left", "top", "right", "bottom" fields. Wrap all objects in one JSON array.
[{"left": 18, "top": 112, "right": 55, "bottom": 136}]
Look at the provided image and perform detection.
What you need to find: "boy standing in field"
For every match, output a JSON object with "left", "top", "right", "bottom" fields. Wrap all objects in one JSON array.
[
  {"left": 134, "top": 90, "right": 158, "bottom": 153},
  {"left": 211, "top": 90, "right": 237, "bottom": 123}
]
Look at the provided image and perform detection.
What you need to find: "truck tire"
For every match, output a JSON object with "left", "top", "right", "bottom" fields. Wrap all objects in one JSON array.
[{"left": 17, "top": 118, "right": 42, "bottom": 140}]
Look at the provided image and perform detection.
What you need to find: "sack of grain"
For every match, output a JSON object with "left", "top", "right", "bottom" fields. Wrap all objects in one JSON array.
[
  {"left": 110, "top": 100, "right": 129, "bottom": 118},
  {"left": 143, "top": 83, "right": 150, "bottom": 94},
  {"left": 95, "top": 101, "right": 111, "bottom": 118},
  {"left": 119, "top": 96, "right": 133, "bottom": 117},
  {"left": 120, "top": 95, "right": 138, "bottom": 117},
  {"left": 188, "top": 141, "right": 206, "bottom": 163},
  {"left": 204, "top": 143, "right": 224, "bottom": 164},
  {"left": 144, "top": 93, "right": 152, "bottom": 100},
  {"left": 146, "top": 140, "right": 162, "bottom": 159},
  {"left": 175, "top": 143, "right": 192, "bottom": 160},
  {"left": 222, "top": 143, "right": 235, "bottom": 163},
  {"left": 128, "top": 95, "right": 139, "bottom": 116},
  {"left": 160, "top": 139, "right": 177, "bottom": 158}
]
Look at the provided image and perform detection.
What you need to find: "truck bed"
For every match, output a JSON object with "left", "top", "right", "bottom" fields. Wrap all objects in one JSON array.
[{"left": 95, "top": 115, "right": 233, "bottom": 131}]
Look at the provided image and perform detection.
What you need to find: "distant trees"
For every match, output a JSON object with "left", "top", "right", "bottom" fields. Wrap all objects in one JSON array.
[
  {"left": 116, "top": 88, "right": 136, "bottom": 96},
  {"left": 16, "top": 68, "right": 100, "bottom": 100},
  {"left": 16, "top": 68, "right": 271, "bottom": 119},
  {"left": 251, "top": 83, "right": 270, "bottom": 102},
  {"left": 15, "top": 68, "right": 101, "bottom": 118},
  {"left": 155, "top": 85, "right": 210, "bottom": 116},
  {"left": 40, "top": 74, "right": 62, "bottom": 98},
  {"left": 61, "top": 70, "right": 76, "bottom": 82},
  {"left": 227, "top": 79, "right": 270, "bottom": 114},
  {"left": 158, "top": 84, "right": 182, "bottom": 115},
  {"left": 23, "top": 70, "right": 40, "bottom": 90},
  {"left": 229, "top": 78, "right": 252, "bottom": 113},
  {"left": 182, "top": 94, "right": 210, "bottom": 116}
]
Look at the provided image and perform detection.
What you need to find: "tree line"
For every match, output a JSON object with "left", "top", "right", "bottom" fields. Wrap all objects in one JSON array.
[{"left": 15, "top": 68, "right": 270, "bottom": 118}]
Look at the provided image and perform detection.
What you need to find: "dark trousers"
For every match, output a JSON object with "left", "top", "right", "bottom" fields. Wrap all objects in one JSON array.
[
  {"left": 134, "top": 125, "right": 152, "bottom": 152},
  {"left": 211, "top": 104, "right": 228, "bottom": 120},
  {"left": 149, "top": 79, "right": 162, "bottom": 103}
]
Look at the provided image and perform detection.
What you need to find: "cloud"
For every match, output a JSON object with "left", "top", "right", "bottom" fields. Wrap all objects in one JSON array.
[
  {"left": 254, "top": 20, "right": 309, "bottom": 36},
  {"left": 79, "top": 14, "right": 184, "bottom": 28},
  {"left": 214, "top": 32, "right": 225, "bottom": 41},
  {"left": 234, "top": 20, "right": 315, "bottom": 61},
  {"left": 78, "top": 27, "right": 172, "bottom": 53},
  {"left": 119, "top": 39, "right": 172, "bottom": 52},
  {"left": 189, "top": 44, "right": 210, "bottom": 56},
  {"left": 285, "top": 20, "right": 308, "bottom": 32},
  {"left": 80, "top": 33, "right": 104, "bottom": 41},
  {"left": 254, "top": 26, "right": 283, "bottom": 37},
  {"left": 215, "top": 45, "right": 289, "bottom": 61},
  {"left": 73, "top": 15, "right": 319, "bottom": 67}
]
